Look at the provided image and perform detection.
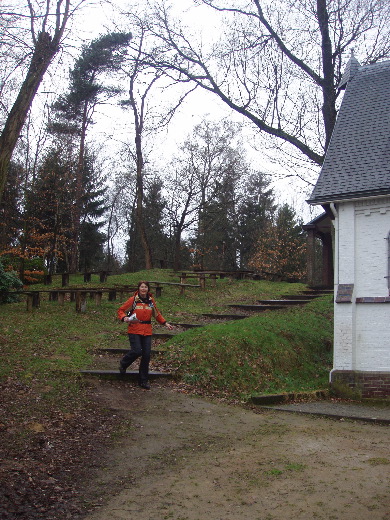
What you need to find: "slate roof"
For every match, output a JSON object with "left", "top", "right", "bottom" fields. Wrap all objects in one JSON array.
[{"left": 307, "top": 59, "right": 390, "bottom": 205}]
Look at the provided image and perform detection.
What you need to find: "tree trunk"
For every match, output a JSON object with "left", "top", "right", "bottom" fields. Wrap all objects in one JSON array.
[
  {"left": 173, "top": 229, "right": 182, "bottom": 271},
  {"left": 317, "top": 0, "right": 337, "bottom": 150},
  {"left": 135, "top": 134, "right": 153, "bottom": 270},
  {"left": 69, "top": 101, "right": 88, "bottom": 273},
  {"left": 0, "top": 32, "right": 58, "bottom": 202}
]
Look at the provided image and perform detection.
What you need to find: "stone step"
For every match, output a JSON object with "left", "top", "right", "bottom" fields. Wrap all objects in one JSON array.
[
  {"left": 95, "top": 348, "right": 166, "bottom": 355},
  {"left": 302, "top": 289, "right": 333, "bottom": 295},
  {"left": 251, "top": 389, "right": 328, "bottom": 406},
  {"left": 202, "top": 313, "right": 249, "bottom": 320},
  {"left": 257, "top": 299, "right": 310, "bottom": 305},
  {"left": 227, "top": 304, "right": 286, "bottom": 311},
  {"left": 281, "top": 294, "right": 321, "bottom": 300},
  {"left": 80, "top": 369, "right": 172, "bottom": 380},
  {"left": 174, "top": 323, "right": 204, "bottom": 328}
]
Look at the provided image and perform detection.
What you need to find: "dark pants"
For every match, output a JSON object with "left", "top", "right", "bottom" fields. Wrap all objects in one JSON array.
[{"left": 120, "top": 334, "right": 152, "bottom": 384}]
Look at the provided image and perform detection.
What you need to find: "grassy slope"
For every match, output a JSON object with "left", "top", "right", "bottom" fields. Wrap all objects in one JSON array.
[
  {"left": 165, "top": 296, "right": 333, "bottom": 400},
  {"left": 0, "top": 269, "right": 333, "bottom": 409}
]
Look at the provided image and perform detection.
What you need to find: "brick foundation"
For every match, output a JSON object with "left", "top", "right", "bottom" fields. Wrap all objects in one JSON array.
[{"left": 331, "top": 370, "right": 390, "bottom": 398}]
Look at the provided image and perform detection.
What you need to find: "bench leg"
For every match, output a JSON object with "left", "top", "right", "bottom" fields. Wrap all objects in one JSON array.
[
  {"left": 76, "top": 292, "right": 87, "bottom": 313},
  {"left": 26, "top": 294, "right": 33, "bottom": 312},
  {"left": 32, "top": 292, "right": 40, "bottom": 308}
]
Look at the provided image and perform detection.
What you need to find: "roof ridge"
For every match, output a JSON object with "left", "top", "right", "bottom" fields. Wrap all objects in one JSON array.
[{"left": 338, "top": 55, "right": 361, "bottom": 90}]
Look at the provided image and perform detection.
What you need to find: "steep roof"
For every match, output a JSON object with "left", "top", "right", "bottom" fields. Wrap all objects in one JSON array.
[
  {"left": 337, "top": 55, "right": 361, "bottom": 90},
  {"left": 308, "top": 59, "right": 390, "bottom": 205}
]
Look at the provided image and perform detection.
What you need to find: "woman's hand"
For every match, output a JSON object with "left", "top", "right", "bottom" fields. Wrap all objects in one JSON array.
[
  {"left": 124, "top": 316, "right": 139, "bottom": 323},
  {"left": 165, "top": 322, "right": 174, "bottom": 330}
]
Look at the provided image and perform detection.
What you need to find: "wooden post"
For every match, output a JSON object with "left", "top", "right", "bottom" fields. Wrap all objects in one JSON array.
[
  {"left": 50, "top": 291, "right": 58, "bottom": 302},
  {"left": 94, "top": 291, "right": 102, "bottom": 305},
  {"left": 180, "top": 284, "right": 185, "bottom": 296},
  {"left": 26, "top": 293, "right": 33, "bottom": 312},
  {"left": 180, "top": 273, "right": 187, "bottom": 284},
  {"left": 32, "top": 292, "right": 40, "bottom": 308},
  {"left": 25, "top": 292, "right": 40, "bottom": 311},
  {"left": 155, "top": 284, "right": 162, "bottom": 297},
  {"left": 76, "top": 291, "right": 87, "bottom": 313},
  {"left": 44, "top": 274, "right": 52, "bottom": 285},
  {"left": 99, "top": 270, "right": 108, "bottom": 283},
  {"left": 58, "top": 292, "right": 65, "bottom": 305},
  {"left": 84, "top": 272, "right": 91, "bottom": 282},
  {"left": 108, "top": 290, "right": 117, "bottom": 301},
  {"left": 210, "top": 274, "right": 217, "bottom": 287},
  {"left": 199, "top": 274, "right": 206, "bottom": 290},
  {"left": 62, "top": 273, "right": 69, "bottom": 287}
]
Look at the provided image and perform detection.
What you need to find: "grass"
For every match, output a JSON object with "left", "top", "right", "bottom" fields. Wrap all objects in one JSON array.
[
  {"left": 0, "top": 268, "right": 333, "bottom": 412},
  {"left": 164, "top": 294, "right": 333, "bottom": 400}
]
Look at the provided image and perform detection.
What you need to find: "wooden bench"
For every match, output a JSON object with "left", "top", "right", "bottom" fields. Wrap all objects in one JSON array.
[
  {"left": 43, "top": 271, "right": 111, "bottom": 286},
  {"left": 148, "top": 280, "right": 201, "bottom": 295},
  {"left": 13, "top": 276, "right": 202, "bottom": 313},
  {"left": 83, "top": 270, "right": 110, "bottom": 283},
  {"left": 179, "top": 272, "right": 218, "bottom": 289},
  {"left": 112, "top": 283, "right": 164, "bottom": 298},
  {"left": 179, "top": 270, "right": 255, "bottom": 287}
]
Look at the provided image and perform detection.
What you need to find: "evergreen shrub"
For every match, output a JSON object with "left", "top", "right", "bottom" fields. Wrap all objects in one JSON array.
[{"left": 0, "top": 260, "right": 23, "bottom": 303}]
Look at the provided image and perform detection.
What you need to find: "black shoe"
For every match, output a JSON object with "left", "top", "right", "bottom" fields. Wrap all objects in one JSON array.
[
  {"left": 119, "top": 365, "right": 126, "bottom": 375},
  {"left": 139, "top": 381, "right": 150, "bottom": 390}
]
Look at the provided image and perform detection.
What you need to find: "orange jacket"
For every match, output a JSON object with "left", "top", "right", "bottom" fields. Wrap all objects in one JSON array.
[{"left": 117, "top": 292, "right": 167, "bottom": 336}]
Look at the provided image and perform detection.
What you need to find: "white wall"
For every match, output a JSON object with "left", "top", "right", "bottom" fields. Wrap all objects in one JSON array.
[
  {"left": 355, "top": 198, "right": 390, "bottom": 295},
  {"left": 333, "top": 196, "right": 390, "bottom": 372}
]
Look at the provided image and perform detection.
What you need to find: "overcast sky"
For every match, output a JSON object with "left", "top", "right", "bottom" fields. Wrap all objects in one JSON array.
[{"left": 37, "top": 0, "right": 322, "bottom": 222}]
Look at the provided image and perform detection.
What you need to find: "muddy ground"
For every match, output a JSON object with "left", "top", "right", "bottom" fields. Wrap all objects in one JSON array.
[
  {"left": 80, "top": 379, "right": 389, "bottom": 520},
  {"left": 1, "top": 376, "right": 389, "bottom": 520}
]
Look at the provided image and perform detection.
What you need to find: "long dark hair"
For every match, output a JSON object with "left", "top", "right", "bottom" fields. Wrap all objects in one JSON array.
[{"left": 137, "top": 281, "right": 150, "bottom": 292}]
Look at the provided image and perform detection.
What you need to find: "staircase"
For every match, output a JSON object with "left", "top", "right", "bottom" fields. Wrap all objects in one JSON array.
[
  {"left": 80, "top": 287, "right": 333, "bottom": 381},
  {"left": 80, "top": 332, "right": 175, "bottom": 382},
  {"left": 227, "top": 287, "right": 332, "bottom": 314}
]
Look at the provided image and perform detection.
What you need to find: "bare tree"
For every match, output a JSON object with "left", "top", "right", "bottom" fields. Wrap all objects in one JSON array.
[
  {"left": 164, "top": 119, "right": 246, "bottom": 270},
  {"left": 121, "top": 19, "right": 163, "bottom": 270},
  {"left": 147, "top": 0, "right": 390, "bottom": 169},
  {"left": 165, "top": 159, "right": 200, "bottom": 271},
  {"left": 120, "top": 12, "right": 194, "bottom": 270},
  {"left": 0, "top": 0, "right": 85, "bottom": 202}
]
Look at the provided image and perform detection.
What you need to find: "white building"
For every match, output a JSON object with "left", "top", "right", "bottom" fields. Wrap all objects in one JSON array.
[{"left": 307, "top": 57, "right": 390, "bottom": 398}]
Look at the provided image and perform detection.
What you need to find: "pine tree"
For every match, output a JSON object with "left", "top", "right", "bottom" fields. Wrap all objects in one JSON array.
[
  {"left": 49, "top": 32, "right": 132, "bottom": 271},
  {"left": 249, "top": 203, "right": 307, "bottom": 280},
  {"left": 237, "top": 172, "right": 276, "bottom": 269}
]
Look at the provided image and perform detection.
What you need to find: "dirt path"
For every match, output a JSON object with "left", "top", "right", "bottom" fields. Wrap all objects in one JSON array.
[{"left": 81, "top": 379, "right": 390, "bottom": 520}]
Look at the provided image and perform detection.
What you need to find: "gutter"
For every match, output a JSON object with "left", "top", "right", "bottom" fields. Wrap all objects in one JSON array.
[{"left": 307, "top": 192, "right": 390, "bottom": 206}]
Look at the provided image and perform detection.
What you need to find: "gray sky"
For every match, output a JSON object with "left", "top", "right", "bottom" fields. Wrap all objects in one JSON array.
[{"left": 36, "top": 0, "right": 322, "bottom": 221}]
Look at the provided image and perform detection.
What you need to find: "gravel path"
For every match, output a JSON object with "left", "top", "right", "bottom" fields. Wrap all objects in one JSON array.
[{"left": 80, "top": 381, "right": 390, "bottom": 520}]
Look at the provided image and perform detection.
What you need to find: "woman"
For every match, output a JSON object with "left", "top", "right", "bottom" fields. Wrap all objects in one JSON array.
[{"left": 117, "top": 281, "right": 173, "bottom": 389}]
